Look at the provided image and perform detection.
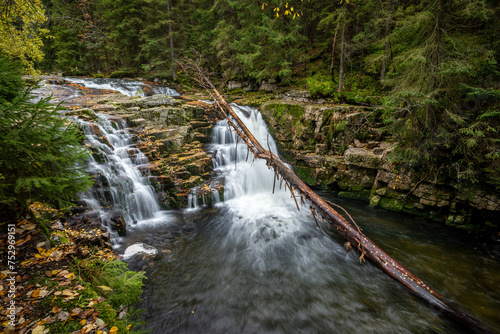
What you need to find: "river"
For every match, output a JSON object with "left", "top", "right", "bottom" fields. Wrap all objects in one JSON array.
[{"left": 65, "top": 78, "right": 500, "bottom": 333}]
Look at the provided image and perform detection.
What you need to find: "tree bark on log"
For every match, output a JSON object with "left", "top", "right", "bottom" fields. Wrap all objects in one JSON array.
[{"left": 178, "top": 58, "right": 496, "bottom": 334}]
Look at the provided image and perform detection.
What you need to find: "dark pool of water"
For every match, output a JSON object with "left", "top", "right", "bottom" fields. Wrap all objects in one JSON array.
[{"left": 118, "top": 192, "right": 500, "bottom": 334}]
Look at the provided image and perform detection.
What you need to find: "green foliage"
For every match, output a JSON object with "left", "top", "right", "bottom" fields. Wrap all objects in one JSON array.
[
  {"left": 307, "top": 75, "right": 336, "bottom": 97},
  {"left": 0, "top": 0, "right": 48, "bottom": 74},
  {"left": 76, "top": 257, "right": 146, "bottom": 308},
  {"left": 0, "top": 58, "right": 92, "bottom": 211},
  {"left": 0, "top": 57, "right": 24, "bottom": 103},
  {"left": 40, "top": 255, "right": 146, "bottom": 334},
  {"left": 109, "top": 68, "right": 141, "bottom": 78}
]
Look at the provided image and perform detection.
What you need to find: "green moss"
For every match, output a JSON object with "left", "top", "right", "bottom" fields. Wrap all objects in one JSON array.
[
  {"left": 295, "top": 166, "right": 317, "bottom": 185},
  {"left": 370, "top": 195, "right": 381, "bottom": 206},
  {"left": 338, "top": 190, "right": 371, "bottom": 201},
  {"left": 378, "top": 197, "right": 404, "bottom": 212},
  {"left": 378, "top": 197, "right": 428, "bottom": 217},
  {"left": 350, "top": 185, "right": 364, "bottom": 192},
  {"left": 268, "top": 103, "right": 305, "bottom": 120},
  {"left": 288, "top": 104, "right": 305, "bottom": 118}
]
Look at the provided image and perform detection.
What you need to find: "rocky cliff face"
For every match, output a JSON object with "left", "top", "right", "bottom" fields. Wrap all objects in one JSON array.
[
  {"left": 69, "top": 94, "right": 221, "bottom": 210},
  {"left": 260, "top": 100, "right": 499, "bottom": 233}
]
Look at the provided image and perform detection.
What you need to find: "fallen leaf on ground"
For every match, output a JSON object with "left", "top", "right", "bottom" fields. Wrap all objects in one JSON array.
[
  {"left": 57, "top": 311, "right": 70, "bottom": 321},
  {"left": 32, "top": 325, "right": 50, "bottom": 334}
]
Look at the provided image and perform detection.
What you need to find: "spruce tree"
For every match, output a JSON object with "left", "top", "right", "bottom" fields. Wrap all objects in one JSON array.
[{"left": 0, "top": 57, "right": 92, "bottom": 213}]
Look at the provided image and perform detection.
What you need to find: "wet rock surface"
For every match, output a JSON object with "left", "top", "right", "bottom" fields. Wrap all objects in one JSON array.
[
  {"left": 53, "top": 82, "right": 221, "bottom": 236},
  {"left": 260, "top": 100, "right": 500, "bottom": 233}
]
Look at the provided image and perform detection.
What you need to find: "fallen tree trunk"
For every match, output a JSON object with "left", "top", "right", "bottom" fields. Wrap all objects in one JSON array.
[{"left": 178, "top": 58, "right": 496, "bottom": 334}]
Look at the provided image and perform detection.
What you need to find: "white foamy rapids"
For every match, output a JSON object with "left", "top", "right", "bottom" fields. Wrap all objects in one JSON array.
[
  {"left": 76, "top": 112, "right": 163, "bottom": 241},
  {"left": 213, "top": 105, "right": 283, "bottom": 199},
  {"left": 212, "top": 105, "right": 311, "bottom": 254},
  {"left": 63, "top": 77, "right": 180, "bottom": 97}
]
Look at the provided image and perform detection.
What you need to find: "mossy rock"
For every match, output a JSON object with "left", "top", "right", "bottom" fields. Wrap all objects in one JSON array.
[
  {"left": 350, "top": 185, "right": 364, "bottom": 192},
  {"left": 378, "top": 197, "right": 427, "bottom": 217},
  {"left": 264, "top": 102, "right": 305, "bottom": 120},
  {"left": 294, "top": 166, "right": 317, "bottom": 185},
  {"left": 370, "top": 195, "right": 381, "bottom": 207},
  {"left": 445, "top": 215, "right": 474, "bottom": 230},
  {"left": 65, "top": 108, "right": 98, "bottom": 122},
  {"left": 338, "top": 190, "right": 371, "bottom": 201},
  {"left": 378, "top": 197, "right": 404, "bottom": 212}
]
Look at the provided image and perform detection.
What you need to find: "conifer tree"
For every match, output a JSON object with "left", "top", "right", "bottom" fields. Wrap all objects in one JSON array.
[{"left": 0, "top": 57, "right": 92, "bottom": 212}]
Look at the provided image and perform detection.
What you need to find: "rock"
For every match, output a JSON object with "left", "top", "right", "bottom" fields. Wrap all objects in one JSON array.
[
  {"left": 227, "top": 81, "right": 243, "bottom": 90},
  {"left": 414, "top": 183, "right": 451, "bottom": 207},
  {"left": 92, "top": 104, "right": 118, "bottom": 112},
  {"left": 259, "top": 79, "right": 277, "bottom": 92},
  {"left": 136, "top": 94, "right": 174, "bottom": 108},
  {"left": 344, "top": 147, "right": 383, "bottom": 169},
  {"left": 354, "top": 139, "right": 364, "bottom": 147},
  {"left": 370, "top": 195, "right": 381, "bottom": 207},
  {"left": 85, "top": 123, "right": 102, "bottom": 136}
]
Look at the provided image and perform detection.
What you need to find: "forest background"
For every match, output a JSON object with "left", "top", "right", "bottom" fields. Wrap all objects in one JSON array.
[{"left": 1, "top": 0, "right": 500, "bottom": 199}]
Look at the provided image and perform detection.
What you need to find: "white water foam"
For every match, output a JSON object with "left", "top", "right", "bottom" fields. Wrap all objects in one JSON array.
[
  {"left": 63, "top": 77, "right": 180, "bottom": 97},
  {"left": 211, "top": 105, "right": 311, "bottom": 255},
  {"left": 75, "top": 112, "right": 167, "bottom": 245}
]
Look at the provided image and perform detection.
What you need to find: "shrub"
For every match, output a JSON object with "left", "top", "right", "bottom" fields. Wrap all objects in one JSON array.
[
  {"left": 306, "top": 75, "right": 336, "bottom": 98},
  {"left": 0, "top": 58, "right": 92, "bottom": 212}
]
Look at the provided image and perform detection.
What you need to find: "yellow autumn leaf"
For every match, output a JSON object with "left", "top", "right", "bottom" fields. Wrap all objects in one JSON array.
[
  {"left": 127, "top": 324, "right": 132, "bottom": 330},
  {"left": 96, "top": 285, "right": 113, "bottom": 292},
  {"left": 109, "top": 326, "right": 119, "bottom": 334},
  {"left": 80, "top": 319, "right": 86, "bottom": 325},
  {"left": 30, "top": 290, "right": 41, "bottom": 298},
  {"left": 32, "top": 325, "right": 50, "bottom": 334}
]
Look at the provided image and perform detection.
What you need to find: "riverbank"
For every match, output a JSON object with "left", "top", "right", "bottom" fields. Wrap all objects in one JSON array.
[
  {"left": 31, "top": 76, "right": 500, "bottom": 235},
  {"left": 0, "top": 202, "right": 144, "bottom": 334},
  {"left": 2, "top": 77, "right": 498, "bottom": 333}
]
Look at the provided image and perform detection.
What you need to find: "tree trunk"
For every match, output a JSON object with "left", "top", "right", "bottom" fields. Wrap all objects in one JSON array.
[
  {"left": 381, "top": 39, "right": 388, "bottom": 81},
  {"left": 167, "top": 0, "right": 177, "bottom": 81},
  {"left": 338, "top": 4, "right": 346, "bottom": 92},
  {"left": 178, "top": 58, "right": 495, "bottom": 334},
  {"left": 330, "top": 20, "right": 340, "bottom": 82},
  {"left": 380, "top": 0, "right": 392, "bottom": 81}
]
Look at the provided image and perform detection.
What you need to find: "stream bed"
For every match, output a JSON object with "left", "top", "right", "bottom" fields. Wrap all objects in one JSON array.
[
  {"left": 59, "top": 78, "right": 499, "bottom": 333},
  {"left": 115, "top": 107, "right": 500, "bottom": 334}
]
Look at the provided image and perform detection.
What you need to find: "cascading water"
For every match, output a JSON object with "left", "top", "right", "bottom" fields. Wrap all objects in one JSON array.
[
  {"left": 121, "top": 105, "right": 500, "bottom": 334},
  {"left": 69, "top": 81, "right": 179, "bottom": 253},
  {"left": 187, "top": 104, "right": 281, "bottom": 209},
  {"left": 74, "top": 113, "right": 168, "bottom": 243},
  {"left": 64, "top": 77, "right": 180, "bottom": 97},
  {"left": 59, "top": 78, "right": 498, "bottom": 333}
]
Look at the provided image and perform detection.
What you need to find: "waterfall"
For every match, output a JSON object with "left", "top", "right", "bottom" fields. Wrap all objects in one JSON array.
[
  {"left": 186, "top": 104, "right": 282, "bottom": 209},
  {"left": 212, "top": 104, "right": 282, "bottom": 199},
  {"left": 68, "top": 79, "right": 180, "bottom": 246},
  {"left": 74, "top": 113, "right": 167, "bottom": 242},
  {"left": 63, "top": 77, "right": 180, "bottom": 97}
]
